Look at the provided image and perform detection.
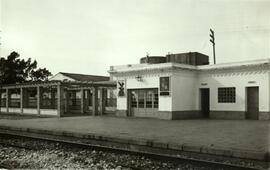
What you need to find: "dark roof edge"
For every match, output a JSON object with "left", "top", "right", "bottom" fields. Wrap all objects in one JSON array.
[{"left": 59, "top": 72, "right": 109, "bottom": 78}]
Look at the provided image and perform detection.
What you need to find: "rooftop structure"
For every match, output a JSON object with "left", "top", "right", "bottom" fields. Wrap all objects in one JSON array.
[
  {"left": 139, "top": 52, "right": 209, "bottom": 65},
  {"left": 109, "top": 58, "right": 270, "bottom": 73}
]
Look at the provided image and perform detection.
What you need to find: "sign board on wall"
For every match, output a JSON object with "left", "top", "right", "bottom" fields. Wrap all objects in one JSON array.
[
  {"left": 117, "top": 80, "right": 126, "bottom": 97},
  {"left": 160, "top": 77, "right": 170, "bottom": 96}
]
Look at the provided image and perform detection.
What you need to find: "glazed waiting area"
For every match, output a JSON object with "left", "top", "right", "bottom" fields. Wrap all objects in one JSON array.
[{"left": 0, "top": 81, "right": 116, "bottom": 117}]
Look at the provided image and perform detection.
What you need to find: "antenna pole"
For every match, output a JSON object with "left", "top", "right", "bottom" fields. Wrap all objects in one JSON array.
[
  {"left": 146, "top": 52, "right": 149, "bottom": 63},
  {"left": 210, "top": 29, "right": 216, "bottom": 64}
]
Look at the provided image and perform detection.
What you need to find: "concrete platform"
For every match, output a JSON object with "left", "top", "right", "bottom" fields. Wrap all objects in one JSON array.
[{"left": 0, "top": 116, "right": 269, "bottom": 161}]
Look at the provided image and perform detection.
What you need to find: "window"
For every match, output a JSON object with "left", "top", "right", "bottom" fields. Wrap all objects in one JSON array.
[
  {"left": 145, "top": 91, "right": 153, "bottom": 108},
  {"left": 131, "top": 91, "right": 138, "bottom": 108},
  {"left": 218, "top": 87, "right": 236, "bottom": 103},
  {"left": 0, "top": 90, "right": 6, "bottom": 107},
  {"left": 160, "top": 77, "right": 170, "bottom": 96},
  {"left": 129, "top": 89, "right": 158, "bottom": 109},
  {"left": 138, "top": 91, "right": 145, "bottom": 108}
]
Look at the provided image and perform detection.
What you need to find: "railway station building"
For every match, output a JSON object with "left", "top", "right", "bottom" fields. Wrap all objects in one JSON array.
[
  {"left": 0, "top": 52, "right": 269, "bottom": 120},
  {"left": 109, "top": 52, "right": 270, "bottom": 120}
]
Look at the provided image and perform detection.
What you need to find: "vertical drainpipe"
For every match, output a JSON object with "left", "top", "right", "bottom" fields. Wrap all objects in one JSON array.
[
  {"left": 269, "top": 65, "right": 270, "bottom": 120},
  {"left": 65, "top": 89, "right": 69, "bottom": 113},
  {"left": 0, "top": 85, "right": 2, "bottom": 113},
  {"left": 20, "top": 88, "right": 23, "bottom": 114},
  {"left": 92, "top": 86, "right": 98, "bottom": 116},
  {"left": 6, "top": 88, "right": 9, "bottom": 113},
  {"left": 57, "top": 84, "right": 64, "bottom": 117},
  {"left": 80, "top": 89, "right": 85, "bottom": 114},
  {"left": 100, "top": 88, "right": 106, "bottom": 115},
  {"left": 0, "top": 86, "right": 2, "bottom": 114},
  {"left": 37, "top": 86, "right": 40, "bottom": 115}
]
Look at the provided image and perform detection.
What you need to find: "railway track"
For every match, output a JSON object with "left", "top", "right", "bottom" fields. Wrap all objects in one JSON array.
[
  {"left": 0, "top": 141, "right": 35, "bottom": 150},
  {"left": 0, "top": 133, "right": 267, "bottom": 170}
]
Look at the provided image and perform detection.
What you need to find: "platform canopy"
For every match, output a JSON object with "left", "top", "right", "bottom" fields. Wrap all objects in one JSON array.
[{"left": 0, "top": 80, "right": 117, "bottom": 117}]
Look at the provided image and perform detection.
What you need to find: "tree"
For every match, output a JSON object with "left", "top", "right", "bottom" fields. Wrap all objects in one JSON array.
[
  {"left": 0, "top": 51, "right": 52, "bottom": 84},
  {"left": 30, "top": 68, "right": 52, "bottom": 82}
]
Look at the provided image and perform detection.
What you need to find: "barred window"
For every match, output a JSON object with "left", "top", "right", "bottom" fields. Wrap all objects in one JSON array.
[{"left": 218, "top": 87, "right": 236, "bottom": 103}]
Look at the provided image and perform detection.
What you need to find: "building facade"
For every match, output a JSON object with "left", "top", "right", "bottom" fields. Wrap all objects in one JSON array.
[{"left": 109, "top": 52, "right": 270, "bottom": 120}]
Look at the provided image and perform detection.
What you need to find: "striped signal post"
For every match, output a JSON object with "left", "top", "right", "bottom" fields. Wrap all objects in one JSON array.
[{"left": 210, "top": 29, "right": 216, "bottom": 64}]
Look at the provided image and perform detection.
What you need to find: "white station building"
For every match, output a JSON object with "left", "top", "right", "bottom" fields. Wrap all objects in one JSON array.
[{"left": 109, "top": 52, "right": 270, "bottom": 120}]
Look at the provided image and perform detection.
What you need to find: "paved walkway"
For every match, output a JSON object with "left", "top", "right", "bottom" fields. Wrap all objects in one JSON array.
[{"left": 0, "top": 116, "right": 269, "bottom": 154}]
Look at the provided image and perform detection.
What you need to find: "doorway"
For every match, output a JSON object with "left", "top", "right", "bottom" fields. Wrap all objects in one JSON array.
[
  {"left": 246, "top": 87, "right": 259, "bottom": 120},
  {"left": 200, "top": 88, "right": 210, "bottom": 118},
  {"left": 128, "top": 89, "right": 158, "bottom": 117}
]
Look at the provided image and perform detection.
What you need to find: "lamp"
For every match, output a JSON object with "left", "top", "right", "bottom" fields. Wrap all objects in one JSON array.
[{"left": 135, "top": 75, "right": 143, "bottom": 82}]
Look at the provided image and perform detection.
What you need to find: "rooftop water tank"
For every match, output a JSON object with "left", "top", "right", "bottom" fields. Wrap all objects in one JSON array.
[
  {"left": 140, "top": 56, "right": 166, "bottom": 64},
  {"left": 166, "top": 52, "right": 209, "bottom": 65}
]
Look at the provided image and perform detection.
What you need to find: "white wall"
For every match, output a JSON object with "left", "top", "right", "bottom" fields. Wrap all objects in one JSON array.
[
  {"left": 0, "top": 107, "right": 7, "bottom": 112},
  {"left": 197, "top": 69, "right": 270, "bottom": 112},
  {"left": 171, "top": 70, "right": 197, "bottom": 111},
  {"left": 117, "top": 97, "right": 127, "bottom": 110},
  {"left": 22, "top": 108, "right": 38, "bottom": 114},
  {"left": 0, "top": 107, "right": 58, "bottom": 116},
  {"left": 8, "top": 108, "right": 20, "bottom": 113},
  {"left": 40, "top": 109, "right": 57, "bottom": 116}
]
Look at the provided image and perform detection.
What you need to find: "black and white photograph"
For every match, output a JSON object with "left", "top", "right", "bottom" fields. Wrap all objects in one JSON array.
[{"left": 0, "top": 0, "right": 269, "bottom": 169}]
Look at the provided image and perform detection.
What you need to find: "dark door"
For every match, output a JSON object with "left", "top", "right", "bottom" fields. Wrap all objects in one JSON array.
[
  {"left": 127, "top": 90, "right": 134, "bottom": 117},
  {"left": 246, "top": 87, "right": 259, "bottom": 120},
  {"left": 200, "top": 88, "right": 210, "bottom": 118}
]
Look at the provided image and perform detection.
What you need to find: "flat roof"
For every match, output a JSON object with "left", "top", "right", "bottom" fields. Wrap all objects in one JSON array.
[
  {"left": 197, "top": 58, "right": 270, "bottom": 70},
  {"left": 109, "top": 58, "right": 270, "bottom": 73}
]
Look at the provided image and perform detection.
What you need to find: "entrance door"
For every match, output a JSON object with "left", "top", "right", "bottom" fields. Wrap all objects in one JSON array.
[
  {"left": 246, "top": 87, "right": 259, "bottom": 120},
  {"left": 128, "top": 89, "right": 158, "bottom": 117},
  {"left": 200, "top": 88, "right": 209, "bottom": 118},
  {"left": 128, "top": 90, "right": 136, "bottom": 117}
]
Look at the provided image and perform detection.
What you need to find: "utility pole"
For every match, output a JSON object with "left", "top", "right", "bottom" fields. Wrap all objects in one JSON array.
[
  {"left": 210, "top": 29, "right": 216, "bottom": 64},
  {"left": 146, "top": 52, "right": 149, "bottom": 63},
  {"left": 0, "top": 30, "right": 2, "bottom": 57}
]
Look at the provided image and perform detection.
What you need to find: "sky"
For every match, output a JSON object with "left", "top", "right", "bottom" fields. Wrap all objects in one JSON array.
[{"left": 0, "top": 0, "right": 269, "bottom": 76}]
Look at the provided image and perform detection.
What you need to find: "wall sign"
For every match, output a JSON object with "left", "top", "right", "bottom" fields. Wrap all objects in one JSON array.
[
  {"left": 160, "top": 77, "right": 170, "bottom": 96},
  {"left": 117, "top": 80, "right": 125, "bottom": 97}
]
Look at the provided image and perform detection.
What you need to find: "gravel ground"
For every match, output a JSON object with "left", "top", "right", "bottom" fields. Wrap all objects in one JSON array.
[{"left": 0, "top": 135, "right": 253, "bottom": 170}]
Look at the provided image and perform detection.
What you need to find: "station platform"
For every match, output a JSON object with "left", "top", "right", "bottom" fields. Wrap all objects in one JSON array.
[{"left": 0, "top": 116, "right": 269, "bottom": 161}]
